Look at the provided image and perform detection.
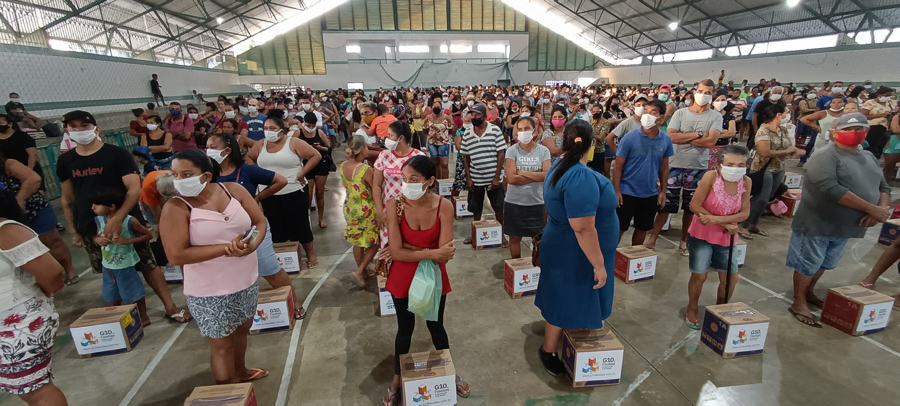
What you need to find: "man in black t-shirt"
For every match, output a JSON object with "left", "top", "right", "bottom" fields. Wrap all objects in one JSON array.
[
  {"left": 150, "top": 74, "right": 165, "bottom": 107},
  {"left": 5, "top": 92, "right": 41, "bottom": 130},
  {"left": 749, "top": 86, "right": 786, "bottom": 148},
  {"left": 57, "top": 110, "right": 189, "bottom": 323}
]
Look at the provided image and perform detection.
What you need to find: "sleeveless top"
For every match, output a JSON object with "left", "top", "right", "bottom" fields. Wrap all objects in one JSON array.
[
  {"left": 688, "top": 174, "right": 745, "bottom": 246},
  {"left": 95, "top": 215, "right": 140, "bottom": 270},
  {"left": 0, "top": 220, "right": 48, "bottom": 310},
  {"left": 175, "top": 184, "right": 258, "bottom": 297},
  {"left": 257, "top": 139, "right": 303, "bottom": 195},
  {"left": 814, "top": 112, "right": 840, "bottom": 151},
  {"left": 145, "top": 131, "right": 173, "bottom": 159},
  {"left": 300, "top": 128, "right": 328, "bottom": 159},
  {"left": 384, "top": 198, "right": 452, "bottom": 299}
]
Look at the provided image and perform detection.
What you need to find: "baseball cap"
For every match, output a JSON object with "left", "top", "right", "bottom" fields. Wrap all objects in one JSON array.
[
  {"left": 133, "top": 146, "right": 152, "bottom": 160},
  {"left": 834, "top": 112, "right": 870, "bottom": 130},
  {"left": 62, "top": 110, "right": 97, "bottom": 126},
  {"left": 470, "top": 104, "right": 488, "bottom": 117},
  {"left": 634, "top": 93, "right": 649, "bottom": 102},
  {"left": 659, "top": 84, "right": 672, "bottom": 91}
]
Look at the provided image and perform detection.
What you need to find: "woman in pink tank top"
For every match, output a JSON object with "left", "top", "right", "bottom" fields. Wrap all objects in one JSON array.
[
  {"left": 160, "top": 149, "right": 270, "bottom": 384},
  {"left": 684, "top": 145, "right": 752, "bottom": 330}
]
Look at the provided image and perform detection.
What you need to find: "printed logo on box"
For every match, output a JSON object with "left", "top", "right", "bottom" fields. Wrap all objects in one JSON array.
[
  {"left": 734, "top": 244, "right": 747, "bottom": 268},
  {"left": 380, "top": 290, "right": 396, "bottom": 315},
  {"left": 71, "top": 323, "right": 128, "bottom": 354},
  {"left": 513, "top": 268, "right": 540, "bottom": 293},
  {"left": 857, "top": 302, "right": 892, "bottom": 332},
  {"left": 572, "top": 349, "right": 623, "bottom": 382},
  {"left": 276, "top": 252, "right": 300, "bottom": 273},
  {"left": 403, "top": 376, "right": 456, "bottom": 405},
  {"left": 785, "top": 174, "right": 802, "bottom": 188},
  {"left": 438, "top": 182, "right": 451, "bottom": 196},
  {"left": 251, "top": 302, "right": 288, "bottom": 330},
  {"left": 629, "top": 257, "right": 655, "bottom": 280},
  {"left": 723, "top": 322, "right": 768, "bottom": 353},
  {"left": 455, "top": 201, "right": 472, "bottom": 216},
  {"left": 477, "top": 226, "right": 502, "bottom": 246}
]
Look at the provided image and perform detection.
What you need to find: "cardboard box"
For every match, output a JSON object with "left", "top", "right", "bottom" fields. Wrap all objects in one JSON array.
[
  {"left": 734, "top": 240, "right": 747, "bottom": 268},
  {"left": 561, "top": 328, "right": 624, "bottom": 387},
  {"left": 400, "top": 350, "right": 457, "bottom": 406},
  {"left": 614, "top": 246, "right": 657, "bottom": 283},
  {"left": 701, "top": 302, "right": 769, "bottom": 359},
  {"left": 70, "top": 305, "right": 144, "bottom": 358},
  {"left": 162, "top": 264, "right": 183, "bottom": 283},
  {"left": 503, "top": 258, "right": 541, "bottom": 298},
  {"left": 185, "top": 383, "right": 257, "bottom": 406},
  {"left": 785, "top": 173, "right": 803, "bottom": 189},
  {"left": 878, "top": 219, "right": 900, "bottom": 246},
  {"left": 821, "top": 285, "right": 893, "bottom": 336},
  {"left": 250, "top": 286, "right": 295, "bottom": 334},
  {"left": 378, "top": 275, "right": 396, "bottom": 317},
  {"left": 437, "top": 179, "right": 453, "bottom": 196},
  {"left": 778, "top": 189, "right": 802, "bottom": 218},
  {"left": 273, "top": 241, "right": 302, "bottom": 274},
  {"left": 451, "top": 194, "right": 473, "bottom": 219},
  {"left": 471, "top": 220, "right": 503, "bottom": 249}
]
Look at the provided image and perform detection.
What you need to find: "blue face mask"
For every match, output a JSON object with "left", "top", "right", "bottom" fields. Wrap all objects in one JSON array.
[{"left": 170, "top": 109, "right": 181, "bottom": 115}]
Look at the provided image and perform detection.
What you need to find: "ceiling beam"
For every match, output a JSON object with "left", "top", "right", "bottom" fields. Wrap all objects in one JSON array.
[
  {"left": 551, "top": 0, "right": 650, "bottom": 56},
  {"left": 39, "top": 0, "right": 110, "bottom": 31}
]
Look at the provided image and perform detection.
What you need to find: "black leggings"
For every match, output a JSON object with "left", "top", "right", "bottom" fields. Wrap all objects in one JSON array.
[{"left": 392, "top": 294, "right": 449, "bottom": 375}]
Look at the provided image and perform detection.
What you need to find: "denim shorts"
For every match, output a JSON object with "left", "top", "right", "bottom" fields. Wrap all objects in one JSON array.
[
  {"left": 256, "top": 224, "right": 282, "bottom": 277},
  {"left": 27, "top": 205, "right": 58, "bottom": 235},
  {"left": 102, "top": 266, "right": 146, "bottom": 304},
  {"left": 785, "top": 232, "right": 849, "bottom": 277},
  {"left": 687, "top": 236, "right": 740, "bottom": 274},
  {"left": 428, "top": 143, "right": 450, "bottom": 158}
]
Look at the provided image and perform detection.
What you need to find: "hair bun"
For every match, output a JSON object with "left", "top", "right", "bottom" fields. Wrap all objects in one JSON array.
[{"left": 268, "top": 108, "right": 286, "bottom": 120}]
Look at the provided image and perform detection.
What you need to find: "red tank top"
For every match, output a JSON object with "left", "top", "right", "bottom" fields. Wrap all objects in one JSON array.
[{"left": 385, "top": 198, "right": 452, "bottom": 298}]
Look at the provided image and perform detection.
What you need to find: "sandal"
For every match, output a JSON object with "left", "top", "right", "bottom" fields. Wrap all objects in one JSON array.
[
  {"left": 501, "top": 239, "right": 510, "bottom": 248},
  {"left": 788, "top": 307, "right": 822, "bottom": 328},
  {"left": 383, "top": 387, "right": 400, "bottom": 406},
  {"left": 859, "top": 281, "right": 875, "bottom": 289},
  {"left": 307, "top": 260, "right": 319, "bottom": 269},
  {"left": 679, "top": 247, "right": 689, "bottom": 257},
  {"left": 241, "top": 368, "right": 269, "bottom": 382},
  {"left": 64, "top": 275, "right": 80, "bottom": 286},
  {"left": 738, "top": 232, "right": 754, "bottom": 241},
  {"left": 166, "top": 309, "right": 192, "bottom": 323},
  {"left": 455, "top": 376, "right": 471, "bottom": 398},
  {"left": 750, "top": 229, "right": 768, "bottom": 237},
  {"left": 684, "top": 315, "right": 700, "bottom": 330},
  {"left": 463, "top": 238, "right": 472, "bottom": 245}
]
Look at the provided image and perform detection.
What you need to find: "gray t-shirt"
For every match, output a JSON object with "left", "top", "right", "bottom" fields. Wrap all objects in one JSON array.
[
  {"left": 505, "top": 143, "right": 552, "bottom": 206},
  {"left": 667, "top": 108, "right": 723, "bottom": 169},
  {"left": 792, "top": 143, "right": 891, "bottom": 238},
  {"left": 611, "top": 117, "right": 640, "bottom": 144}
]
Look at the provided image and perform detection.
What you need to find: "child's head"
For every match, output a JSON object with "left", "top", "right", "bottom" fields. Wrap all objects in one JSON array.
[{"left": 91, "top": 188, "right": 126, "bottom": 216}]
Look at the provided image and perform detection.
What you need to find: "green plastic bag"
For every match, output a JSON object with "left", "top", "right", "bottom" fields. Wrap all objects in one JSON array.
[{"left": 408, "top": 259, "right": 443, "bottom": 321}]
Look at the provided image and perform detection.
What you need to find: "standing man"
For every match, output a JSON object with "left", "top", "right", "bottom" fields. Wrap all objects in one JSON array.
[
  {"left": 150, "top": 74, "right": 164, "bottom": 107},
  {"left": 613, "top": 99, "right": 674, "bottom": 246},
  {"left": 749, "top": 86, "right": 786, "bottom": 147},
  {"left": 816, "top": 81, "right": 845, "bottom": 111},
  {"left": 786, "top": 113, "right": 891, "bottom": 327},
  {"left": 164, "top": 102, "right": 196, "bottom": 152},
  {"left": 462, "top": 105, "right": 507, "bottom": 246},
  {"left": 241, "top": 98, "right": 267, "bottom": 141},
  {"left": 604, "top": 94, "right": 647, "bottom": 156},
  {"left": 645, "top": 79, "right": 723, "bottom": 253},
  {"left": 656, "top": 85, "right": 677, "bottom": 133},
  {"left": 56, "top": 110, "right": 189, "bottom": 323}
]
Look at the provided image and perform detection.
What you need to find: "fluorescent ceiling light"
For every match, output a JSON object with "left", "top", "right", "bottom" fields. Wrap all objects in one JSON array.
[
  {"left": 477, "top": 44, "right": 506, "bottom": 53},
  {"left": 216, "top": 17, "right": 224, "bottom": 24},
  {"left": 786, "top": 0, "right": 800, "bottom": 7},
  {"left": 232, "top": 0, "right": 349, "bottom": 55},
  {"left": 345, "top": 45, "right": 360, "bottom": 53},
  {"left": 439, "top": 44, "right": 448, "bottom": 53},
  {"left": 671, "top": 49, "right": 714, "bottom": 61},
  {"left": 449, "top": 44, "right": 472, "bottom": 53},
  {"left": 399, "top": 45, "right": 430, "bottom": 53},
  {"left": 385, "top": 46, "right": 392, "bottom": 53},
  {"left": 668, "top": 22, "right": 678, "bottom": 30}
]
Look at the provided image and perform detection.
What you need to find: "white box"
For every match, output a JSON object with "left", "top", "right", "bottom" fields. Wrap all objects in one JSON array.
[
  {"left": 400, "top": 350, "right": 457, "bottom": 406},
  {"left": 451, "top": 194, "right": 473, "bottom": 219},
  {"left": 378, "top": 275, "right": 396, "bottom": 316},
  {"left": 785, "top": 173, "right": 802, "bottom": 189},
  {"left": 70, "top": 305, "right": 144, "bottom": 358},
  {"left": 471, "top": 220, "right": 503, "bottom": 249},
  {"left": 734, "top": 241, "right": 746, "bottom": 268},
  {"left": 437, "top": 179, "right": 453, "bottom": 196},
  {"left": 273, "top": 242, "right": 301, "bottom": 274},
  {"left": 614, "top": 246, "right": 657, "bottom": 283},
  {"left": 503, "top": 258, "right": 541, "bottom": 298},
  {"left": 250, "top": 286, "right": 295, "bottom": 334},
  {"left": 561, "top": 328, "right": 624, "bottom": 387},
  {"left": 162, "top": 264, "right": 183, "bottom": 283}
]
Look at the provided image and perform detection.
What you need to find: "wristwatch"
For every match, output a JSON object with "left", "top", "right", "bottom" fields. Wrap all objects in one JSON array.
[{"left": 697, "top": 130, "right": 705, "bottom": 139}]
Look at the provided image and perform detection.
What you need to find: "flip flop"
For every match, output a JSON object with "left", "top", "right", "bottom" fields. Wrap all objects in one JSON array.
[
  {"left": 738, "top": 232, "right": 754, "bottom": 240},
  {"left": 788, "top": 307, "right": 822, "bottom": 328},
  {"left": 166, "top": 309, "right": 192, "bottom": 323},
  {"left": 750, "top": 229, "right": 768, "bottom": 237},
  {"left": 858, "top": 281, "right": 875, "bottom": 289},
  {"left": 684, "top": 315, "right": 700, "bottom": 330},
  {"left": 294, "top": 307, "right": 307, "bottom": 320},
  {"left": 501, "top": 239, "right": 510, "bottom": 248},
  {"left": 241, "top": 368, "right": 269, "bottom": 382},
  {"left": 307, "top": 260, "right": 318, "bottom": 269},
  {"left": 679, "top": 247, "right": 689, "bottom": 257},
  {"left": 383, "top": 387, "right": 400, "bottom": 406},
  {"left": 455, "top": 376, "right": 471, "bottom": 398},
  {"left": 64, "top": 275, "right": 80, "bottom": 286}
]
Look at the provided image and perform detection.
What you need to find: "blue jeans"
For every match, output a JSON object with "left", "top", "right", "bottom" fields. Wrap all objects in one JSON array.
[
  {"left": 102, "top": 266, "right": 146, "bottom": 303},
  {"left": 428, "top": 143, "right": 450, "bottom": 158},
  {"left": 786, "top": 232, "right": 848, "bottom": 277},
  {"left": 688, "top": 236, "right": 740, "bottom": 274},
  {"left": 801, "top": 134, "right": 816, "bottom": 163}
]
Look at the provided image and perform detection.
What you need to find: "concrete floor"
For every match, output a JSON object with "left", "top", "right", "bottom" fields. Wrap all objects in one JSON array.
[{"left": 1, "top": 153, "right": 899, "bottom": 406}]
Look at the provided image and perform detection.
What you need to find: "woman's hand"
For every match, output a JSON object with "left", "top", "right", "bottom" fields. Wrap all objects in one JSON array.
[
  {"left": 593, "top": 266, "right": 607, "bottom": 289},
  {"left": 224, "top": 234, "right": 254, "bottom": 257},
  {"left": 295, "top": 174, "right": 308, "bottom": 187},
  {"left": 698, "top": 213, "right": 718, "bottom": 226},
  {"left": 431, "top": 240, "right": 456, "bottom": 263},
  {"left": 377, "top": 246, "right": 392, "bottom": 262},
  {"left": 376, "top": 209, "right": 387, "bottom": 230}
]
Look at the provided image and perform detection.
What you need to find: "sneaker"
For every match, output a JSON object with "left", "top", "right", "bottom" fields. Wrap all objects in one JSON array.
[{"left": 538, "top": 346, "right": 565, "bottom": 377}]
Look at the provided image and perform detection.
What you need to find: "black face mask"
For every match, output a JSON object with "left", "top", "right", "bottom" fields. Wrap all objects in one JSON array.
[
  {"left": 471, "top": 117, "right": 485, "bottom": 127},
  {"left": 432, "top": 107, "right": 441, "bottom": 115},
  {"left": 592, "top": 112, "right": 602, "bottom": 120},
  {"left": 0, "top": 125, "right": 9, "bottom": 133}
]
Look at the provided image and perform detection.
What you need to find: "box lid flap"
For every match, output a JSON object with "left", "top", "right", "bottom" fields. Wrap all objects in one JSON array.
[
  {"left": 829, "top": 285, "right": 894, "bottom": 304},
  {"left": 257, "top": 286, "right": 292, "bottom": 304},
  {"left": 706, "top": 302, "right": 770, "bottom": 324},
  {"left": 272, "top": 242, "right": 299, "bottom": 252},
  {"left": 399, "top": 350, "right": 455, "bottom": 380},
  {"left": 185, "top": 383, "right": 252, "bottom": 405},
  {"left": 504, "top": 258, "right": 535, "bottom": 270},
  {"left": 616, "top": 245, "right": 655, "bottom": 258},
  {"left": 70, "top": 305, "right": 135, "bottom": 328},
  {"left": 564, "top": 328, "right": 624, "bottom": 351}
]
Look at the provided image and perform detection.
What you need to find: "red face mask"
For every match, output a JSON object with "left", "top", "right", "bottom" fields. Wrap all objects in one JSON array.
[{"left": 833, "top": 130, "right": 867, "bottom": 147}]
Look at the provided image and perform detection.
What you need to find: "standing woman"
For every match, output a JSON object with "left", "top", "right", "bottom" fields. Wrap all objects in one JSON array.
[
  {"left": 450, "top": 114, "right": 472, "bottom": 198},
  {"left": 247, "top": 110, "right": 322, "bottom": 268},
  {"left": 160, "top": 149, "right": 269, "bottom": 384},
  {"left": 298, "top": 113, "right": 333, "bottom": 229},
  {"left": 340, "top": 135, "right": 380, "bottom": 286},
  {"left": 535, "top": 120, "right": 618, "bottom": 377},
  {"left": 206, "top": 133, "right": 305, "bottom": 319},
  {"left": 373, "top": 121, "right": 425, "bottom": 249},
  {"left": 861, "top": 87, "right": 897, "bottom": 172},
  {"left": 541, "top": 106, "right": 567, "bottom": 158},
  {"left": 795, "top": 90, "right": 819, "bottom": 149},
  {"left": 381, "top": 156, "right": 469, "bottom": 405},
  {"left": 504, "top": 117, "right": 551, "bottom": 258},
  {"left": 739, "top": 105, "right": 804, "bottom": 239},
  {"left": 800, "top": 97, "right": 845, "bottom": 162},
  {"left": 0, "top": 189, "right": 67, "bottom": 406},
  {"left": 140, "top": 115, "right": 174, "bottom": 170},
  {"left": 451, "top": 95, "right": 464, "bottom": 130},
  {"left": 425, "top": 101, "right": 452, "bottom": 180}
]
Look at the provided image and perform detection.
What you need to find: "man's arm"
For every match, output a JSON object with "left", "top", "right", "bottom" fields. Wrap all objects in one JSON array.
[
  {"left": 103, "top": 173, "right": 142, "bottom": 239},
  {"left": 658, "top": 156, "right": 670, "bottom": 206},
  {"left": 690, "top": 128, "right": 721, "bottom": 148},
  {"left": 60, "top": 180, "right": 83, "bottom": 246}
]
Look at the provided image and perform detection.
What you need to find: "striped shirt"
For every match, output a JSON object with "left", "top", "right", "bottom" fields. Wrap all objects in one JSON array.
[{"left": 461, "top": 123, "right": 506, "bottom": 186}]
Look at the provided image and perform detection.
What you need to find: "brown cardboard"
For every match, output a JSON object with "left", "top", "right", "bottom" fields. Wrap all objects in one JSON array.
[
  {"left": 701, "top": 302, "right": 770, "bottom": 358},
  {"left": 822, "top": 285, "right": 894, "bottom": 336},
  {"left": 471, "top": 219, "right": 503, "bottom": 249},
  {"left": 185, "top": 383, "right": 257, "bottom": 406},
  {"left": 504, "top": 258, "right": 541, "bottom": 298},
  {"left": 70, "top": 305, "right": 144, "bottom": 358},
  {"left": 451, "top": 193, "right": 472, "bottom": 219},
  {"left": 561, "top": 328, "right": 624, "bottom": 387},
  {"left": 249, "top": 286, "right": 295, "bottom": 334},
  {"left": 273, "top": 241, "right": 302, "bottom": 274},
  {"left": 614, "top": 246, "right": 657, "bottom": 283},
  {"left": 400, "top": 350, "right": 457, "bottom": 405},
  {"left": 437, "top": 179, "right": 453, "bottom": 196}
]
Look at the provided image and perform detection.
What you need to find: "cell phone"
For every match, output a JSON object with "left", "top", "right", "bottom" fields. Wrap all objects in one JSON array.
[{"left": 241, "top": 225, "right": 259, "bottom": 243}]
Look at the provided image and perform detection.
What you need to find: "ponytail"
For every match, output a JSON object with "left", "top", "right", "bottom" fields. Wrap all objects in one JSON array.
[{"left": 549, "top": 120, "right": 594, "bottom": 188}]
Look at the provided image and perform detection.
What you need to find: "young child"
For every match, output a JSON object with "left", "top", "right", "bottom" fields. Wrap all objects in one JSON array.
[
  {"left": 92, "top": 189, "right": 153, "bottom": 326},
  {"left": 684, "top": 145, "right": 752, "bottom": 330},
  {"left": 340, "top": 134, "right": 380, "bottom": 286}
]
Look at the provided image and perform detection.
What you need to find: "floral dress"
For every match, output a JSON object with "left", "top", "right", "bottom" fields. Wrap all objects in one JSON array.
[{"left": 340, "top": 162, "right": 379, "bottom": 248}]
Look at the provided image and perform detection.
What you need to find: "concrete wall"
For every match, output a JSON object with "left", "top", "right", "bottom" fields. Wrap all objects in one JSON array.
[{"left": 0, "top": 44, "right": 246, "bottom": 119}]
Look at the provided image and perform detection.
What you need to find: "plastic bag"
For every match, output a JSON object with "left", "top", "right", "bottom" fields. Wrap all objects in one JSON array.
[{"left": 408, "top": 259, "right": 443, "bottom": 321}]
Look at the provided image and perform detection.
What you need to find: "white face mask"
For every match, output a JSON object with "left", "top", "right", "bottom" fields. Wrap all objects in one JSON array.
[
  {"left": 206, "top": 148, "right": 227, "bottom": 164},
  {"left": 68, "top": 128, "right": 98, "bottom": 145},
  {"left": 640, "top": 114, "right": 658, "bottom": 129},
  {"left": 519, "top": 112, "right": 530, "bottom": 118},
  {"left": 302, "top": 103, "right": 311, "bottom": 110},
  {"left": 174, "top": 174, "right": 208, "bottom": 197},
  {"left": 831, "top": 87, "right": 843, "bottom": 93},
  {"left": 467, "top": 101, "right": 475, "bottom": 107},
  {"left": 806, "top": 93, "right": 816, "bottom": 99},
  {"left": 314, "top": 102, "right": 321, "bottom": 107},
  {"left": 658, "top": 94, "right": 669, "bottom": 102},
  {"left": 384, "top": 138, "right": 399, "bottom": 150},
  {"left": 814, "top": 87, "right": 822, "bottom": 92},
  {"left": 880, "top": 96, "right": 892, "bottom": 102},
  {"left": 781, "top": 113, "right": 792, "bottom": 124},
  {"left": 497, "top": 101, "right": 504, "bottom": 106},
  {"left": 443, "top": 97, "right": 449, "bottom": 101},
  {"left": 694, "top": 93, "right": 712, "bottom": 106},
  {"left": 188, "top": 113, "right": 199, "bottom": 119},
  {"left": 830, "top": 107, "right": 844, "bottom": 112},
  {"left": 401, "top": 182, "right": 427, "bottom": 200},
  {"left": 769, "top": 93, "right": 782, "bottom": 101},
  {"left": 720, "top": 166, "right": 746, "bottom": 182},
  {"left": 239, "top": 106, "right": 249, "bottom": 113},
  {"left": 463, "top": 123, "right": 474, "bottom": 131},
  {"left": 248, "top": 106, "right": 258, "bottom": 113},
  {"left": 865, "top": 85, "right": 872, "bottom": 89},
  {"left": 264, "top": 130, "right": 282, "bottom": 142},
  {"left": 383, "top": 97, "right": 390, "bottom": 102},
  {"left": 147, "top": 124, "right": 159, "bottom": 131},
  {"left": 225, "top": 111, "right": 236, "bottom": 119},
  {"left": 633, "top": 106, "right": 645, "bottom": 116},
  {"left": 304, "top": 124, "right": 316, "bottom": 132},
  {"left": 713, "top": 101, "right": 728, "bottom": 111},
  {"left": 517, "top": 130, "right": 534, "bottom": 144}
]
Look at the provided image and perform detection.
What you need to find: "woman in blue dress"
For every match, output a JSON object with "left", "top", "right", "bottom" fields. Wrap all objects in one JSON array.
[{"left": 535, "top": 120, "right": 619, "bottom": 376}]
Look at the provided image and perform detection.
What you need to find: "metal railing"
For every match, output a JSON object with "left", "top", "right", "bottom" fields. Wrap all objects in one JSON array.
[{"left": 36, "top": 131, "right": 138, "bottom": 200}]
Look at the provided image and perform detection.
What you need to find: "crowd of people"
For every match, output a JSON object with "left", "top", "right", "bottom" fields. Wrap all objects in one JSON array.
[{"left": 0, "top": 74, "right": 898, "bottom": 405}]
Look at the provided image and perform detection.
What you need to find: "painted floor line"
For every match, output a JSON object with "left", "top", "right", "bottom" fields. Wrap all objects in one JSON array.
[
  {"left": 275, "top": 247, "right": 352, "bottom": 406},
  {"left": 117, "top": 322, "right": 188, "bottom": 406},
  {"left": 612, "top": 370, "right": 651, "bottom": 406},
  {"left": 78, "top": 267, "right": 92, "bottom": 279}
]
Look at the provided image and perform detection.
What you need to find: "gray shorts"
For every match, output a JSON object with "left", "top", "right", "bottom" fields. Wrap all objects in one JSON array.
[{"left": 186, "top": 281, "right": 259, "bottom": 338}]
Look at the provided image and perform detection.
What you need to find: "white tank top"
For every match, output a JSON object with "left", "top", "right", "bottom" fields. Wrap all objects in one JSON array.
[{"left": 257, "top": 139, "right": 304, "bottom": 195}]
